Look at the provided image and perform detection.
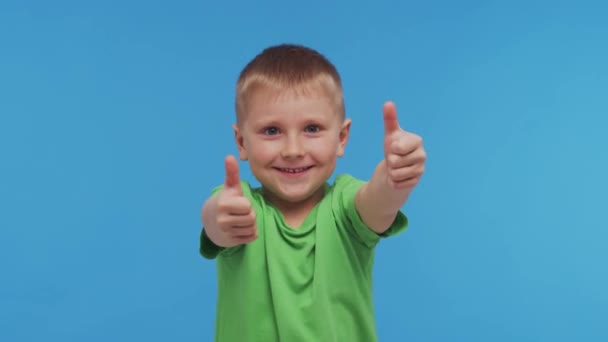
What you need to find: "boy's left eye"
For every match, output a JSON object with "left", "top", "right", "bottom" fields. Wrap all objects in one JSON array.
[{"left": 304, "top": 125, "right": 320, "bottom": 133}]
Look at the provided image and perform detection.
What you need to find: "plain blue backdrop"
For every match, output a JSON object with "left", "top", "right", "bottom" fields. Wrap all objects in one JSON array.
[{"left": 1, "top": 0, "right": 607, "bottom": 341}]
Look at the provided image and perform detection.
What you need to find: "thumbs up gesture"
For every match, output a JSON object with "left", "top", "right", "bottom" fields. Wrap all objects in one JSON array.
[
  {"left": 382, "top": 101, "right": 426, "bottom": 190},
  {"left": 202, "top": 155, "right": 258, "bottom": 247}
]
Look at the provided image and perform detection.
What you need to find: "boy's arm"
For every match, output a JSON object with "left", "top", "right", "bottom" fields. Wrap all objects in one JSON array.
[{"left": 355, "top": 102, "right": 426, "bottom": 234}]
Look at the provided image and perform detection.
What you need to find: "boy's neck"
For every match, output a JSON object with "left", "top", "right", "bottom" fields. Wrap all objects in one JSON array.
[{"left": 262, "top": 185, "right": 326, "bottom": 229}]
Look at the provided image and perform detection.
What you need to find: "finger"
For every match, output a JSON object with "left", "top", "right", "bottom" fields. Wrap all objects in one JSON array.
[
  {"left": 224, "top": 155, "right": 242, "bottom": 194},
  {"left": 231, "top": 232, "right": 258, "bottom": 245},
  {"left": 391, "top": 177, "right": 421, "bottom": 190},
  {"left": 230, "top": 226, "right": 257, "bottom": 238},
  {"left": 228, "top": 212, "right": 256, "bottom": 228},
  {"left": 383, "top": 101, "right": 401, "bottom": 137},
  {"left": 388, "top": 164, "right": 425, "bottom": 183},
  {"left": 389, "top": 136, "right": 424, "bottom": 158},
  {"left": 218, "top": 196, "right": 252, "bottom": 215},
  {"left": 386, "top": 154, "right": 410, "bottom": 169},
  {"left": 386, "top": 146, "right": 426, "bottom": 169},
  {"left": 389, "top": 138, "right": 417, "bottom": 157}
]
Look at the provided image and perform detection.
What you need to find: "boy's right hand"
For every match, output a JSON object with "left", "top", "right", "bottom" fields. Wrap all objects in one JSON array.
[{"left": 202, "top": 155, "right": 258, "bottom": 247}]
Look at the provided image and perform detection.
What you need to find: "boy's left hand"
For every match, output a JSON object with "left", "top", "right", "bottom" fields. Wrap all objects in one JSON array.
[{"left": 383, "top": 101, "right": 426, "bottom": 190}]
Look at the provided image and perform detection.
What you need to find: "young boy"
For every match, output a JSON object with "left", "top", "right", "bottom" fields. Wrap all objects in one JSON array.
[{"left": 200, "top": 44, "right": 426, "bottom": 342}]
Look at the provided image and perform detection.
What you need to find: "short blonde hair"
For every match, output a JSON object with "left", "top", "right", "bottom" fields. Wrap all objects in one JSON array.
[{"left": 235, "top": 44, "right": 345, "bottom": 123}]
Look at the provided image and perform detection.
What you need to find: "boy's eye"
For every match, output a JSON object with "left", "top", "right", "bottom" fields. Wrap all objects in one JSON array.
[
  {"left": 263, "top": 127, "right": 280, "bottom": 135},
  {"left": 304, "top": 125, "right": 320, "bottom": 133}
]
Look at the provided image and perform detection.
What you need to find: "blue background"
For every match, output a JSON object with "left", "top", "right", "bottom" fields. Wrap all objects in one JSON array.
[{"left": 1, "top": 0, "right": 607, "bottom": 341}]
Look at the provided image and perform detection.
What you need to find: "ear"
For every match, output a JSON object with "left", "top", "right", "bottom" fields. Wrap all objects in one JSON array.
[
  {"left": 337, "top": 118, "right": 352, "bottom": 157},
  {"left": 233, "top": 124, "right": 248, "bottom": 161}
]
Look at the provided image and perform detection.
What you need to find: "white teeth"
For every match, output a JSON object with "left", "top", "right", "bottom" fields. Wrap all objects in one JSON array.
[{"left": 279, "top": 167, "right": 308, "bottom": 173}]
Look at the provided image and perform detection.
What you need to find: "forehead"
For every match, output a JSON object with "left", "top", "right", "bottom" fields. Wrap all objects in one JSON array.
[
  {"left": 237, "top": 75, "right": 344, "bottom": 123},
  {"left": 243, "top": 87, "right": 339, "bottom": 122}
]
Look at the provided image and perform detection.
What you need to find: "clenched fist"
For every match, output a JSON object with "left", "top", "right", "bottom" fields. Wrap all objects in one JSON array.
[{"left": 202, "top": 155, "right": 258, "bottom": 247}]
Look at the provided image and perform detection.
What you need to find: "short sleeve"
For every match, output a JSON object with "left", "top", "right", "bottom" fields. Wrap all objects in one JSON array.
[
  {"left": 200, "top": 227, "right": 224, "bottom": 259},
  {"left": 332, "top": 174, "right": 408, "bottom": 249},
  {"left": 199, "top": 181, "right": 251, "bottom": 259}
]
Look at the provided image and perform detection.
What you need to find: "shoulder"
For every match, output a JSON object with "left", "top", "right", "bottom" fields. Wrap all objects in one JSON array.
[
  {"left": 327, "top": 174, "right": 367, "bottom": 196},
  {"left": 326, "top": 173, "right": 408, "bottom": 246},
  {"left": 332, "top": 173, "right": 365, "bottom": 187},
  {"left": 321, "top": 173, "right": 366, "bottom": 212}
]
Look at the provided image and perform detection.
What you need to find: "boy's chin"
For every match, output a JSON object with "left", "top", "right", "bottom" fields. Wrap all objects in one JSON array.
[{"left": 262, "top": 185, "right": 325, "bottom": 205}]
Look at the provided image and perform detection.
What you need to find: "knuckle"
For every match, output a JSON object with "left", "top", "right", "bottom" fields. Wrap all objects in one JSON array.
[
  {"left": 387, "top": 155, "right": 398, "bottom": 167},
  {"left": 409, "top": 133, "right": 422, "bottom": 145},
  {"left": 216, "top": 215, "right": 228, "bottom": 225},
  {"left": 420, "top": 149, "right": 427, "bottom": 161},
  {"left": 388, "top": 169, "right": 398, "bottom": 180},
  {"left": 216, "top": 200, "right": 226, "bottom": 211},
  {"left": 235, "top": 197, "right": 251, "bottom": 210},
  {"left": 244, "top": 200, "right": 253, "bottom": 211},
  {"left": 217, "top": 200, "right": 231, "bottom": 213},
  {"left": 217, "top": 218, "right": 231, "bottom": 230}
]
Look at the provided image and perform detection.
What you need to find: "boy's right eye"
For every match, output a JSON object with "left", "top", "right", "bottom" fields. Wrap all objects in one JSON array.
[{"left": 263, "top": 127, "right": 280, "bottom": 135}]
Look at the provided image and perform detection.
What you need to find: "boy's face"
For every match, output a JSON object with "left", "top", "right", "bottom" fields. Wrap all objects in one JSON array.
[{"left": 234, "top": 88, "right": 350, "bottom": 209}]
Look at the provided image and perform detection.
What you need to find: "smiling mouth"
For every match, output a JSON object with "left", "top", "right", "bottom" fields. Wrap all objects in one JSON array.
[{"left": 274, "top": 166, "right": 314, "bottom": 174}]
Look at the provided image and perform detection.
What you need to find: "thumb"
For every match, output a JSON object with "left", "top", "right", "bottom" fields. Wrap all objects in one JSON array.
[
  {"left": 224, "top": 155, "right": 242, "bottom": 195},
  {"left": 383, "top": 101, "right": 401, "bottom": 137}
]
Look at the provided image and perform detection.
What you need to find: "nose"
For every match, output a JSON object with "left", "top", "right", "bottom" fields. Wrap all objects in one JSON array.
[{"left": 280, "top": 134, "right": 305, "bottom": 159}]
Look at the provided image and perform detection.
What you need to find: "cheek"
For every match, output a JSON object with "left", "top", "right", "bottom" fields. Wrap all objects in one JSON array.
[
  {"left": 247, "top": 142, "right": 279, "bottom": 163},
  {"left": 307, "top": 137, "right": 341, "bottom": 160}
]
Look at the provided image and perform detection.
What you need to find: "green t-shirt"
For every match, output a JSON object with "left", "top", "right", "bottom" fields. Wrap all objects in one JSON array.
[{"left": 200, "top": 174, "right": 408, "bottom": 342}]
